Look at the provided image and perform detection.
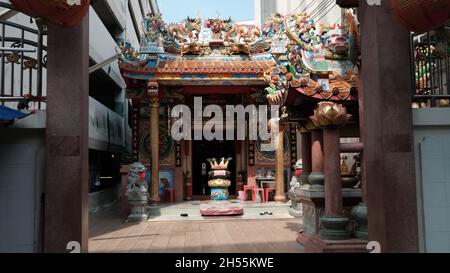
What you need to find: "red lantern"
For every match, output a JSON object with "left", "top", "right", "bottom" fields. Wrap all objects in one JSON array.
[
  {"left": 391, "top": 0, "right": 450, "bottom": 32},
  {"left": 11, "top": 0, "right": 90, "bottom": 28}
]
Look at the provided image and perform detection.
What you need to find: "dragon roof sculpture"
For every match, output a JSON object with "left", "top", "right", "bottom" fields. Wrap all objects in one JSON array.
[{"left": 136, "top": 14, "right": 271, "bottom": 57}]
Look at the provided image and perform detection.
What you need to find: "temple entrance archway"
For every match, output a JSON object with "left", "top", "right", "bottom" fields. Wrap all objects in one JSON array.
[{"left": 192, "top": 139, "right": 237, "bottom": 199}]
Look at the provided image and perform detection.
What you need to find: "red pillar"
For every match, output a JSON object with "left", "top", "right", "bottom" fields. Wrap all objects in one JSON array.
[
  {"left": 311, "top": 130, "right": 324, "bottom": 172},
  {"left": 309, "top": 129, "right": 325, "bottom": 190},
  {"left": 300, "top": 130, "right": 312, "bottom": 182},
  {"left": 323, "top": 127, "right": 342, "bottom": 216}
]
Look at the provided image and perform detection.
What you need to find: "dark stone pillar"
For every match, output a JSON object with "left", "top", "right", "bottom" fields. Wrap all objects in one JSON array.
[
  {"left": 359, "top": 0, "right": 418, "bottom": 252},
  {"left": 45, "top": 16, "right": 89, "bottom": 252}
]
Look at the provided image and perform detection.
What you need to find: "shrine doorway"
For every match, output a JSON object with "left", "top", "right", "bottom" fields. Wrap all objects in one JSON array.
[{"left": 192, "top": 140, "right": 236, "bottom": 198}]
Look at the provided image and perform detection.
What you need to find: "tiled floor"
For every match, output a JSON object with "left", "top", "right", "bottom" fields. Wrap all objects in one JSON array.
[
  {"left": 146, "top": 200, "right": 295, "bottom": 221},
  {"left": 88, "top": 206, "right": 304, "bottom": 253}
]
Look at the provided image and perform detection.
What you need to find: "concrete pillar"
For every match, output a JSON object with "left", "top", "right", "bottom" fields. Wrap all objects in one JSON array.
[
  {"left": 274, "top": 127, "right": 287, "bottom": 202},
  {"left": 44, "top": 16, "right": 89, "bottom": 252},
  {"left": 359, "top": 0, "right": 418, "bottom": 252},
  {"left": 148, "top": 83, "right": 160, "bottom": 205}
]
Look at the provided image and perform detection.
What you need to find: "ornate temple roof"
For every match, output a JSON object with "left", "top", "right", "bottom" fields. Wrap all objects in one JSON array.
[
  {"left": 119, "top": 11, "right": 361, "bottom": 101},
  {"left": 156, "top": 54, "right": 276, "bottom": 75},
  {"left": 120, "top": 52, "right": 277, "bottom": 84}
]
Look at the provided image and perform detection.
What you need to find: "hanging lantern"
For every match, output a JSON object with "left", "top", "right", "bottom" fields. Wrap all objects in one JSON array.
[
  {"left": 10, "top": 0, "right": 90, "bottom": 28},
  {"left": 391, "top": 0, "right": 450, "bottom": 32}
]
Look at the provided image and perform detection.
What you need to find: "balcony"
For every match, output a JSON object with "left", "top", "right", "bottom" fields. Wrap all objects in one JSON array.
[
  {"left": 91, "top": 0, "right": 127, "bottom": 36},
  {"left": 89, "top": 7, "right": 125, "bottom": 90},
  {"left": 89, "top": 96, "right": 126, "bottom": 153},
  {"left": 412, "top": 27, "right": 450, "bottom": 108}
]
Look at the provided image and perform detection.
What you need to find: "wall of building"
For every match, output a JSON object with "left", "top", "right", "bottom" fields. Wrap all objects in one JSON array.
[
  {"left": 0, "top": 1, "right": 159, "bottom": 252},
  {"left": 0, "top": 128, "right": 45, "bottom": 252},
  {"left": 413, "top": 108, "right": 450, "bottom": 253},
  {"left": 254, "top": 0, "right": 342, "bottom": 27}
]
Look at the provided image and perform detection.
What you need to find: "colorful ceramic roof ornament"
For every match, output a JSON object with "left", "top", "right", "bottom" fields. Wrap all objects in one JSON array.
[
  {"left": 281, "top": 10, "right": 359, "bottom": 102},
  {"left": 263, "top": 13, "right": 286, "bottom": 38},
  {"left": 140, "top": 12, "right": 167, "bottom": 54},
  {"left": 264, "top": 65, "right": 293, "bottom": 105}
]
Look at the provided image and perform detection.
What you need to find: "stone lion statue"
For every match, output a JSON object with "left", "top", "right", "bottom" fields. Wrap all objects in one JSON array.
[
  {"left": 126, "top": 162, "right": 149, "bottom": 222},
  {"left": 126, "top": 162, "right": 148, "bottom": 198}
]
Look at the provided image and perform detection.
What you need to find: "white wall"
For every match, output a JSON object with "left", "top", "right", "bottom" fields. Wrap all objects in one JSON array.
[
  {"left": 0, "top": 129, "right": 45, "bottom": 252},
  {"left": 254, "top": 0, "right": 342, "bottom": 27}
]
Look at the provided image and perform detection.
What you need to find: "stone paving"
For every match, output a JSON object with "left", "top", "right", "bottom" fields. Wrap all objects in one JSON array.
[{"left": 88, "top": 202, "right": 304, "bottom": 253}]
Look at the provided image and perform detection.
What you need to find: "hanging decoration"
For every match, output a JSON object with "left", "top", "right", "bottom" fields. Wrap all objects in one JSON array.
[
  {"left": 175, "top": 142, "right": 182, "bottom": 167},
  {"left": 248, "top": 141, "right": 255, "bottom": 166},
  {"left": 290, "top": 125, "right": 298, "bottom": 171},
  {"left": 132, "top": 104, "right": 140, "bottom": 162}
]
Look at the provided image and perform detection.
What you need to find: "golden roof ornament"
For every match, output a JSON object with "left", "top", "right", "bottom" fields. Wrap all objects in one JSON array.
[{"left": 207, "top": 157, "right": 233, "bottom": 170}]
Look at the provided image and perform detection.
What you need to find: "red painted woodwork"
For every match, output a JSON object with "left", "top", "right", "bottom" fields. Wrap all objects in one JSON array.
[
  {"left": 391, "top": 0, "right": 450, "bottom": 32},
  {"left": 11, "top": 0, "right": 90, "bottom": 28}
]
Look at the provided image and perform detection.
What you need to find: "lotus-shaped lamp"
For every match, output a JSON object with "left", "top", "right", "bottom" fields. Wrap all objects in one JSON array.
[
  {"left": 327, "top": 34, "right": 349, "bottom": 55},
  {"left": 310, "top": 101, "right": 352, "bottom": 128}
]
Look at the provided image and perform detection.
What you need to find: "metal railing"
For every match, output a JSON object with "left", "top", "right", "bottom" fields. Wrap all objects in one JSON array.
[
  {"left": 0, "top": 19, "right": 47, "bottom": 110},
  {"left": 411, "top": 28, "right": 450, "bottom": 107}
]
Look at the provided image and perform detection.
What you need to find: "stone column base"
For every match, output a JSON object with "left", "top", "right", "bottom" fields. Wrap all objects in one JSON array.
[
  {"left": 150, "top": 196, "right": 161, "bottom": 206},
  {"left": 127, "top": 214, "right": 149, "bottom": 222},
  {"left": 297, "top": 232, "right": 369, "bottom": 253},
  {"left": 274, "top": 194, "right": 287, "bottom": 203},
  {"left": 319, "top": 216, "right": 351, "bottom": 240},
  {"left": 308, "top": 172, "right": 325, "bottom": 191}
]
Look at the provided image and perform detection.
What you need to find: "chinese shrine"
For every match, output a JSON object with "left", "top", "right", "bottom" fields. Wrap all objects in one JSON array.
[{"left": 119, "top": 10, "right": 363, "bottom": 251}]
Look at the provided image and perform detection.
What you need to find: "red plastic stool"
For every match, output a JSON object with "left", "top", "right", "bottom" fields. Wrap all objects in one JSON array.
[
  {"left": 252, "top": 188, "right": 265, "bottom": 203},
  {"left": 243, "top": 185, "right": 254, "bottom": 201},
  {"left": 164, "top": 188, "right": 175, "bottom": 203},
  {"left": 264, "top": 188, "right": 276, "bottom": 203}
]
